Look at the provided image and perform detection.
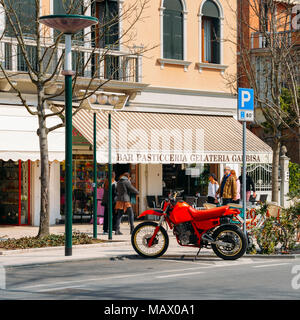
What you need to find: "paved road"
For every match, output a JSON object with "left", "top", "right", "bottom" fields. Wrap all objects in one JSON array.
[{"left": 1, "top": 256, "right": 300, "bottom": 300}]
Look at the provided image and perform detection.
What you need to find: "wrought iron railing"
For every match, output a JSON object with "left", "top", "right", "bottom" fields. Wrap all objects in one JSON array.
[{"left": 0, "top": 37, "right": 142, "bottom": 83}]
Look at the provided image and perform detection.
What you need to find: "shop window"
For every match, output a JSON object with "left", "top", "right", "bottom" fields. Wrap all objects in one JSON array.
[
  {"left": 0, "top": 160, "right": 30, "bottom": 225},
  {"left": 201, "top": 0, "right": 221, "bottom": 64},
  {"left": 60, "top": 155, "right": 107, "bottom": 217},
  {"left": 163, "top": 0, "right": 184, "bottom": 60}
]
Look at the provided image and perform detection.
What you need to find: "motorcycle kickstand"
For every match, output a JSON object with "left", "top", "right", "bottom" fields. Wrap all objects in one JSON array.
[{"left": 194, "top": 248, "right": 201, "bottom": 261}]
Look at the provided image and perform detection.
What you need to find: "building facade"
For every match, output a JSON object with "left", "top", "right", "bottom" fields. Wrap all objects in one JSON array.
[
  {"left": 237, "top": 0, "right": 300, "bottom": 164},
  {"left": 0, "top": 0, "right": 273, "bottom": 226}
]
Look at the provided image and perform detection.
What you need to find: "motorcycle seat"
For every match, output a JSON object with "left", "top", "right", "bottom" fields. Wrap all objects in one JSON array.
[{"left": 188, "top": 206, "right": 229, "bottom": 221}]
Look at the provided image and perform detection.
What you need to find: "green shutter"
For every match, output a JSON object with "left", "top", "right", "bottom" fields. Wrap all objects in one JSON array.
[
  {"left": 5, "top": 0, "right": 35, "bottom": 38},
  {"left": 98, "top": 0, "right": 119, "bottom": 49},
  {"left": 173, "top": 12, "right": 183, "bottom": 60},
  {"left": 163, "top": 11, "right": 172, "bottom": 59},
  {"left": 163, "top": 10, "right": 183, "bottom": 60}
]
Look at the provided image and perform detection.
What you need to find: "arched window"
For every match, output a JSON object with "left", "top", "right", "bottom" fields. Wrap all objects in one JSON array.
[
  {"left": 201, "top": 0, "right": 221, "bottom": 64},
  {"left": 163, "top": 0, "right": 184, "bottom": 60}
]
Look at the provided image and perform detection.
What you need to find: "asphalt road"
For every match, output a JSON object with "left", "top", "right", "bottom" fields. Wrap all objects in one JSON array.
[{"left": 1, "top": 256, "right": 300, "bottom": 300}]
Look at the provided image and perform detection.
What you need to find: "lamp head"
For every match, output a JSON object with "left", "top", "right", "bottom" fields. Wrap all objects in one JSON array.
[{"left": 39, "top": 14, "right": 98, "bottom": 34}]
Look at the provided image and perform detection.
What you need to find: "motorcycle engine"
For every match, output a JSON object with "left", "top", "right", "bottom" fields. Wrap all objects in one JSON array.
[{"left": 174, "top": 222, "right": 197, "bottom": 245}]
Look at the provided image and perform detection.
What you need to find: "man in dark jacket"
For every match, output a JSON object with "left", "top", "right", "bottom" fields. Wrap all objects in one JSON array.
[
  {"left": 115, "top": 172, "right": 139, "bottom": 235},
  {"left": 239, "top": 168, "right": 256, "bottom": 201}
]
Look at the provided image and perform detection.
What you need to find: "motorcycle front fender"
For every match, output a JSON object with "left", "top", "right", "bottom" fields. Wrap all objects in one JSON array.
[{"left": 138, "top": 209, "right": 164, "bottom": 219}]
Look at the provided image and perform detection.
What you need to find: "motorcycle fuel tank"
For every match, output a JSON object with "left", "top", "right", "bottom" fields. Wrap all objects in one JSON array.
[{"left": 169, "top": 201, "right": 193, "bottom": 225}]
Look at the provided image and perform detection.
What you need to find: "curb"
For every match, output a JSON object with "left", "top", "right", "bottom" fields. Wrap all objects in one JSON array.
[{"left": 0, "top": 240, "right": 131, "bottom": 256}]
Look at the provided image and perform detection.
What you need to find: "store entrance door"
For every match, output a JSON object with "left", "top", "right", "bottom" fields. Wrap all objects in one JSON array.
[{"left": 0, "top": 160, "right": 31, "bottom": 225}]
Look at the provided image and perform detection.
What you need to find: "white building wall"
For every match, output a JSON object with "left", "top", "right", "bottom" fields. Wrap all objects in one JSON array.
[
  {"left": 31, "top": 161, "right": 61, "bottom": 226},
  {"left": 139, "top": 164, "right": 163, "bottom": 213}
]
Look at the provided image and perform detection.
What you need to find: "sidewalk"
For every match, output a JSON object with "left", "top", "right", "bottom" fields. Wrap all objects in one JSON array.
[
  {"left": 1, "top": 222, "right": 299, "bottom": 268},
  {"left": 0, "top": 222, "right": 206, "bottom": 267}
]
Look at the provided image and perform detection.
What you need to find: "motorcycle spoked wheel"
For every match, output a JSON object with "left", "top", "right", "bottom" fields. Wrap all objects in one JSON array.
[
  {"left": 131, "top": 221, "right": 169, "bottom": 258},
  {"left": 211, "top": 224, "right": 247, "bottom": 260}
]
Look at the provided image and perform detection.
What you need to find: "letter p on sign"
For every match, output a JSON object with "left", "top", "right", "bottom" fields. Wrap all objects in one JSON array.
[{"left": 241, "top": 91, "right": 251, "bottom": 108}]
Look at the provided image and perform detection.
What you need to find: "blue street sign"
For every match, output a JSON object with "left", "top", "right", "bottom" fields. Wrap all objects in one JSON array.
[{"left": 238, "top": 88, "right": 254, "bottom": 122}]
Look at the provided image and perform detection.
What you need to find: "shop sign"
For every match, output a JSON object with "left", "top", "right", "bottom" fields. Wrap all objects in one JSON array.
[{"left": 110, "top": 152, "right": 271, "bottom": 164}]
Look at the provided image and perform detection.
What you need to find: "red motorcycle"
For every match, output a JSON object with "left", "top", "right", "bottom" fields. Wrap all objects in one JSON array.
[{"left": 131, "top": 191, "right": 247, "bottom": 260}]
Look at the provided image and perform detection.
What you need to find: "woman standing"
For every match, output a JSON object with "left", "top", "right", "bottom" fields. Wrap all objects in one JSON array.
[
  {"left": 207, "top": 173, "right": 219, "bottom": 204},
  {"left": 115, "top": 172, "right": 139, "bottom": 235},
  {"left": 231, "top": 170, "right": 240, "bottom": 204}
]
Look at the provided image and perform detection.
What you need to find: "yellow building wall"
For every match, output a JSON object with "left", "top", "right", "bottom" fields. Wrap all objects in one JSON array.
[{"left": 122, "top": 0, "right": 237, "bottom": 93}]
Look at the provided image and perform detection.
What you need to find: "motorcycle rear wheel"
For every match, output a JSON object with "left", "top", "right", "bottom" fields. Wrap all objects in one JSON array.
[
  {"left": 211, "top": 224, "right": 247, "bottom": 260},
  {"left": 131, "top": 221, "right": 169, "bottom": 258}
]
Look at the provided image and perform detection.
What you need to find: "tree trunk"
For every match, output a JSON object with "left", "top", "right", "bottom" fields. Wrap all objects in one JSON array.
[
  {"left": 271, "top": 138, "right": 280, "bottom": 204},
  {"left": 37, "top": 91, "right": 50, "bottom": 238}
]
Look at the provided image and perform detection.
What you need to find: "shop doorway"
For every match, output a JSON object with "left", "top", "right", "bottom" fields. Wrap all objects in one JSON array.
[{"left": 0, "top": 160, "right": 31, "bottom": 225}]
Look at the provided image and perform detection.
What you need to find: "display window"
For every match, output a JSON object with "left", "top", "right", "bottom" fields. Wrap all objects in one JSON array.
[
  {"left": 0, "top": 160, "right": 31, "bottom": 225},
  {"left": 60, "top": 155, "right": 107, "bottom": 216}
]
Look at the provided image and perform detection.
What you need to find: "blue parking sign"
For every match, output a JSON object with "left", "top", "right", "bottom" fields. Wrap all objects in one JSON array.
[{"left": 238, "top": 88, "right": 254, "bottom": 122}]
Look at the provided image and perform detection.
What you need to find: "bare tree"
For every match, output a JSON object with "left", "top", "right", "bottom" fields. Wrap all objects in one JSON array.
[
  {"left": 226, "top": 0, "right": 300, "bottom": 203},
  {"left": 0, "top": 0, "right": 152, "bottom": 236}
]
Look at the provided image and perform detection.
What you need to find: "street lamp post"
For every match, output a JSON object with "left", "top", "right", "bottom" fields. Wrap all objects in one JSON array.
[
  {"left": 39, "top": 14, "right": 98, "bottom": 256},
  {"left": 93, "top": 112, "right": 97, "bottom": 239},
  {"left": 108, "top": 112, "right": 113, "bottom": 240}
]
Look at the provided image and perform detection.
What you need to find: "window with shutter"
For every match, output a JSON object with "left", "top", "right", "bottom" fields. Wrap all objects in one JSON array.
[
  {"left": 163, "top": 0, "right": 183, "bottom": 60},
  {"left": 5, "top": 0, "right": 36, "bottom": 39},
  {"left": 53, "top": 0, "right": 84, "bottom": 43},
  {"left": 202, "top": 0, "right": 221, "bottom": 64},
  {"left": 97, "top": 0, "right": 119, "bottom": 49}
]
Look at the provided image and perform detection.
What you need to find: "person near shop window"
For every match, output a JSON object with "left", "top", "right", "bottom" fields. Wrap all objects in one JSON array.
[
  {"left": 102, "top": 172, "right": 117, "bottom": 235},
  {"left": 115, "top": 172, "right": 139, "bottom": 235},
  {"left": 231, "top": 170, "right": 240, "bottom": 204},
  {"left": 238, "top": 168, "right": 256, "bottom": 201},
  {"left": 207, "top": 173, "right": 219, "bottom": 204},
  {"left": 216, "top": 166, "right": 237, "bottom": 205}
]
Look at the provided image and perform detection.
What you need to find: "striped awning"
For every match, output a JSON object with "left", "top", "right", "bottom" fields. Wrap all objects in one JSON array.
[{"left": 72, "top": 110, "right": 273, "bottom": 164}]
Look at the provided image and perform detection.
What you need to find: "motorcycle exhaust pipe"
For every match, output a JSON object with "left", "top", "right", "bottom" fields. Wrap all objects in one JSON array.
[
  {"left": 202, "top": 233, "right": 232, "bottom": 248},
  {"left": 202, "top": 234, "right": 215, "bottom": 243}
]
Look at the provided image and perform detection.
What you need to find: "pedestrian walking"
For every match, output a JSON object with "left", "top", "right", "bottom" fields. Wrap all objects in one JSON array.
[
  {"left": 207, "top": 173, "right": 219, "bottom": 204},
  {"left": 102, "top": 172, "right": 117, "bottom": 234},
  {"left": 238, "top": 168, "right": 256, "bottom": 201},
  {"left": 115, "top": 172, "right": 139, "bottom": 235},
  {"left": 216, "top": 166, "right": 237, "bottom": 205},
  {"left": 231, "top": 170, "right": 240, "bottom": 204}
]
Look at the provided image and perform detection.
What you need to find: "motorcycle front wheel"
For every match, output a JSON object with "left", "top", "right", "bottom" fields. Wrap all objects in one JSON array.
[
  {"left": 211, "top": 224, "right": 247, "bottom": 260},
  {"left": 131, "top": 221, "right": 169, "bottom": 258}
]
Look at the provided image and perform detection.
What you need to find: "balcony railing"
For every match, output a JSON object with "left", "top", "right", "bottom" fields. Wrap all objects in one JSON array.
[
  {"left": 0, "top": 37, "right": 142, "bottom": 83},
  {"left": 251, "top": 30, "right": 300, "bottom": 49}
]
